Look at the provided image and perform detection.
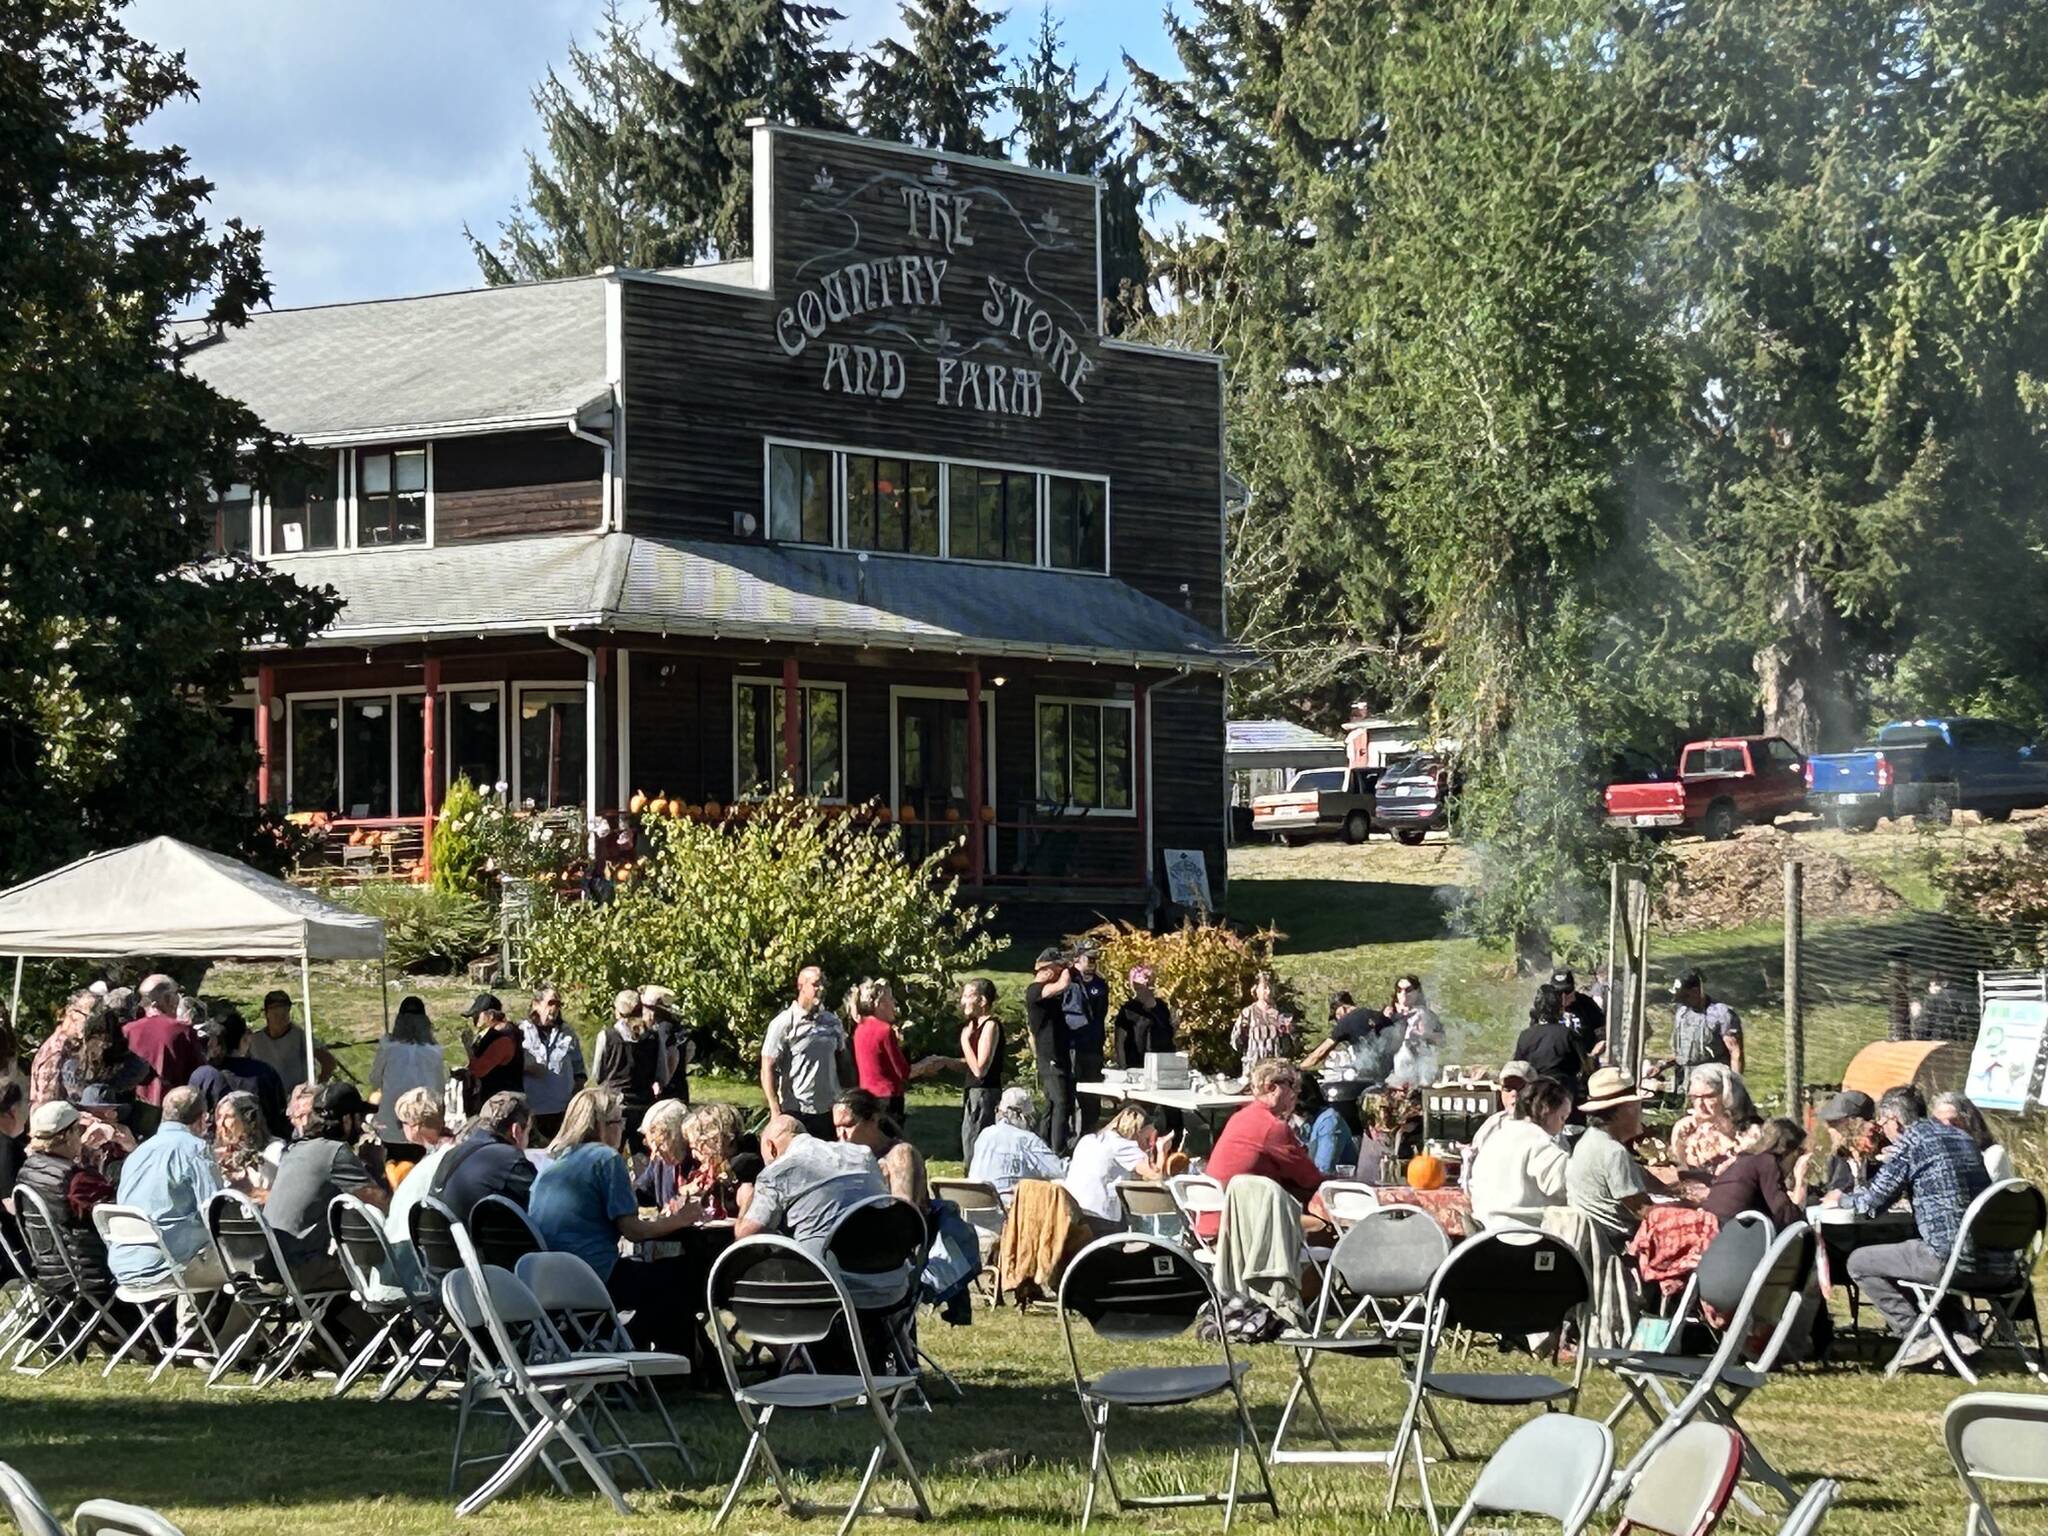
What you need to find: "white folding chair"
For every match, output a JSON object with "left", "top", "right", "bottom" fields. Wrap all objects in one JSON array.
[
  {"left": 1168, "top": 1174, "right": 1225, "bottom": 1256},
  {"left": 1319, "top": 1180, "right": 1380, "bottom": 1232},
  {"left": 1057, "top": 1232, "right": 1279, "bottom": 1533},
  {"left": 930, "top": 1179, "right": 1006, "bottom": 1303},
  {"left": 1271, "top": 1203, "right": 1450, "bottom": 1467},
  {"left": 440, "top": 1264, "right": 636, "bottom": 1517},
  {"left": 0, "top": 1222, "right": 60, "bottom": 1363},
  {"left": 1601, "top": 1220, "right": 1816, "bottom": 1517},
  {"left": 1886, "top": 1179, "right": 2046, "bottom": 1384},
  {"left": 90, "top": 1205, "right": 221, "bottom": 1380},
  {"left": 201, "top": 1189, "right": 347, "bottom": 1389},
  {"left": 514, "top": 1250, "right": 697, "bottom": 1477},
  {"left": 0, "top": 1461, "right": 63, "bottom": 1536},
  {"left": 9, "top": 1187, "right": 125, "bottom": 1375},
  {"left": 1944, "top": 1391, "right": 2048, "bottom": 1536},
  {"left": 1610, "top": 1422, "right": 1743, "bottom": 1536},
  {"left": 1387, "top": 1227, "right": 1593, "bottom": 1536},
  {"left": 72, "top": 1500, "right": 191, "bottom": 1536},
  {"left": 1441, "top": 1413, "right": 1613, "bottom": 1536},
  {"left": 1772, "top": 1478, "right": 1838, "bottom": 1536},
  {"left": 706, "top": 1233, "right": 932, "bottom": 1535}
]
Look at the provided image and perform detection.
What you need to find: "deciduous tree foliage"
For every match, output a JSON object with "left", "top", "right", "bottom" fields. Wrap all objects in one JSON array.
[{"left": 0, "top": 0, "right": 337, "bottom": 888}]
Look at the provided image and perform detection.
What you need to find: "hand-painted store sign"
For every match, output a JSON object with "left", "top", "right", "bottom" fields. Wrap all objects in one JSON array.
[{"left": 773, "top": 160, "right": 1098, "bottom": 419}]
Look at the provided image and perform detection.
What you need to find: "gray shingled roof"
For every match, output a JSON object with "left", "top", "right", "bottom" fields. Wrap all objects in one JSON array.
[
  {"left": 173, "top": 277, "right": 612, "bottom": 443},
  {"left": 268, "top": 532, "right": 1249, "bottom": 669}
]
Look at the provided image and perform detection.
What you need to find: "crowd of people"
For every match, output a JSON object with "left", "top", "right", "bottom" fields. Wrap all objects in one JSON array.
[{"left": 0, "top": 951, "right": 2033, "bottom": 1389}]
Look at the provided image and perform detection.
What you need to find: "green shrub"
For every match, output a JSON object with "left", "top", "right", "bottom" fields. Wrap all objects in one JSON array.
[
  {"left": 523, "top": 790, "right": 998, "bottom": 1067},
  {"left": 1074, "top": 918, "right": 1297, "bottom": 1075},
  {"left": 430, "top": 775, "right": 489, "bottom": 899},
  {"left": 341, "top": 882, "right": 496, "bottom": 973},
  {"left": 1931, "top": 823, "right": 2048, "bottom": 965}
]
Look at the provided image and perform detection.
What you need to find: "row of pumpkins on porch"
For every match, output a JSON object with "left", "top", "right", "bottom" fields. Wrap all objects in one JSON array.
[{"left": 623, "top": 791, "right": 998, "bottom": 828}]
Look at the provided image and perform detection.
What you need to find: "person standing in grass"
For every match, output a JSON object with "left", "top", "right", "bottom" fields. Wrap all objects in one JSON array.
[
  {"left": 849, "top": 978, "right": 945, "bottom": 1125},
  {"left": 760, "top": 965, "right": 850, "bottom": 1141},
  {"left": 1024, "top": 950, "right": 1077, "bottom": 1156},
  {"left": 1229, "top": 970, "right": 1296, "bottom": 1080},
  {"left": 244, "top": 989, "right": 337, "bottom": 1094},
  {"left": 957, "top": 978, "right": 1004, "bottom": 1167},
  {"left": 519, "top": 985, "right": 585, "bottom": 1142},
  {"left": 368, "top": 996, "right": 447, "bottom": 1154}
]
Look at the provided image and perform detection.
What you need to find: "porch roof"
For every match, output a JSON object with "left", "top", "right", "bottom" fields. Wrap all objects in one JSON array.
[{"left": 266, "top": 532, "right": 1253, "bottom": 671}]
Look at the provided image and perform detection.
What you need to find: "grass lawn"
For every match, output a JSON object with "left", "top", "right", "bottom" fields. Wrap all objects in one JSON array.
[{"left": 0, "top": 1294, "right": 2021, "bottom": 1536}]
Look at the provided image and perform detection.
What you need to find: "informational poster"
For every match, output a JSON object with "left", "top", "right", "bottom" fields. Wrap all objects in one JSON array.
[
  {"left": 1163, "top": 848, "right": 1212, "bottom": 912},
  {"left": 1965, "top": 997, "right": 2048, "bottom": 1111}
]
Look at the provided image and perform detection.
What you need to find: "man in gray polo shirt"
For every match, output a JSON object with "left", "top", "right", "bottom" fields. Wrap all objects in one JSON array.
[
  {"left": 736, "top": 1115, "right": 896, "bottom": 1302},
  {"left": 759, "top": 964, "right": 852, "bottom": 1138}
]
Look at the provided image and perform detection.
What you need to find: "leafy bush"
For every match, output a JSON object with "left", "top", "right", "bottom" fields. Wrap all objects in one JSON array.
[
  {"left": 341, "top": 882, "right": 496, "bottom": 973},
  {"left": 1931, "top": 823, "right": 2048, "bottom": 965},
  {"left": 1073, "top": 918, "right": 1297, "bottom": 1075},
  {"left": 522, "top": 789, "right": 998, "bottom": 1067},
  {"left": 430, "top": 775, "right": 489, "bottom": 898}
]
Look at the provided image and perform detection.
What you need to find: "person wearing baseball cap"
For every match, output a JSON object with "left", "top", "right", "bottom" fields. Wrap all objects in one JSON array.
[
  {"left": 592, "top": 989, "right": 665, "bottom": 1148},
  {"left": 1023, "top": 949, "right": 1077, "bottom": 1155},
  {"left": 1817, "top": 1089, "right": 1879, "bottom": 1195},
  {"left": 1669, "top": 968, "right": 1744, "bottom": 1077},
  {"left": 264, "top": 1079, "right": 385, "bottom": 1291},
  {"left": 243, "top": 988, "right": 337, "bottom": 1094},
  {"left": 638, "top": 985, "right": 692, "bottom": 1107},
  {"left": 1565, "top": 1066, "right": 1662, "bottom": 1246},
  {"left": 1459, "top": 1059, "right": 1535, "bottom": 1192},
  {"left": 1550, "top": 968, "right": 1607, "bottom": 1062},
  {"left": 461, "top": 993, "right": 525, "bottom": 1109},
  {"left": 16, "top": 1099, "right": 119, "bottom": 1289}
]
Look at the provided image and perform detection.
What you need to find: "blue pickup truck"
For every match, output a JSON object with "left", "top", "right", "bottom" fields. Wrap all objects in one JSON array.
[{"left": 1804, "top": 717, "right": 2048, "bottom": 829}]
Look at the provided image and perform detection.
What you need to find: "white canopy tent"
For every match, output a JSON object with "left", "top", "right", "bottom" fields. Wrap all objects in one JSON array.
[{"left": 0, "top": 836, "right": 387, "bottom": 1082}]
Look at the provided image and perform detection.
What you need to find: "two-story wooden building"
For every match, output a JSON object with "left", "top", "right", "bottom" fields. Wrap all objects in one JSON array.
[{"left": 182, "top": 122, "right": 1244, "bottom": 909}]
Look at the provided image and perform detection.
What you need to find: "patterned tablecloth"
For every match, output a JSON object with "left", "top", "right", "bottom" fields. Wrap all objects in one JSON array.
[{"left": 1371, "top": 1186, "right": 1476, "bottom": 1238}]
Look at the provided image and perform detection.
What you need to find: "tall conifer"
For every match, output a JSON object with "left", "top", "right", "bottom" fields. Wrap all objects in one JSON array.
[{"left": 852, "top": 0, "right": 1006, "bottom": 158}]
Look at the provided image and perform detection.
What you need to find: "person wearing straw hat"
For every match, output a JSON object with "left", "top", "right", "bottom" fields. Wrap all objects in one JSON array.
[{"left": 1565, "top": 1065, "right": 1661, "bottom": 1248}]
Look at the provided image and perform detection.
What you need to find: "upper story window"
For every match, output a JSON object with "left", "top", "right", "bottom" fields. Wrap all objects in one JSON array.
[
  {"left": 357, "top": 447, "right": 428, "bottom": 545},
  {"left": 268, "top": 456, "right": 340, "bottom": 554},
  {"left": 210, "top": 484, "right": 254, "bottom": 557},
  {"left": 763, "top": 437, "right": 1106, "bottom": 574}
]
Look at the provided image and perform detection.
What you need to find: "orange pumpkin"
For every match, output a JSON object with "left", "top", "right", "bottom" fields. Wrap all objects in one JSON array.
[
  {"left": 628, "top": 790, "right": 647, "bottom": 814},
  {"left": 873, "top": 805, "right": 892, "bottom": 822},
  {"left": 703, "top": 799, "right": 724, "bottom": 820},
  {"left": 347, "top": 829, "right": 367, "bottom": 847},
  {"left": 943, "top": 806, "right": 962, "bottom": 823},
  {"left": 647, "top": 796, "right": 669, "bottom": 817},
  {"left": 899, "top": 804, "right": 919, "bottom": 824},
  {"left": 978, "top": 805, "right": 997, "bottom": 824},
  {"left": 1405, "top": 1153, "right": 1446, "bottom": 1191}
]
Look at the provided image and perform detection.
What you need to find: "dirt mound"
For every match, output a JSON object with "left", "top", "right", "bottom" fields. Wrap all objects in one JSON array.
[{"left": 1655, "top": 826, "right": 1904, "bottom": 932}]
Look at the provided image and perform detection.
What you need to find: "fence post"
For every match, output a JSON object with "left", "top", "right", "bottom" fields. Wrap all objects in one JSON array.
[{"left": 1783, "top": 860, "right": 1803, "bottom": 1116}]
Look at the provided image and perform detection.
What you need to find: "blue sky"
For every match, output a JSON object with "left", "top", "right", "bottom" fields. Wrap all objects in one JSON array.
[{"left": 130, "top": 0, "right": 1189, "bottom": 310}]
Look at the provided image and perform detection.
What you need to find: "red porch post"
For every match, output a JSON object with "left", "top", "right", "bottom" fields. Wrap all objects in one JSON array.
[
  {"left": 781, "top": 657, "right": 801, "bottom": 790},
  {"left": 421, "top": 657, "right": 440, "bottom": 883},
  {"left": 255, "top": 663, "right": 274, "bottom": 809},
  {"left": 1133, "top": 681, "right": 1151, "bottom": 890},
  {"left": 965, "top": 665, "right": 984, "bottom": 886}
]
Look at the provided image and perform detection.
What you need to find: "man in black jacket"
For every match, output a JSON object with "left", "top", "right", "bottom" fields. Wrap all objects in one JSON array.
[
  {"left": 431, "top": 1091, "right": 537, "bottom": 1218},
  {"left": 1024, "top": 949, "right": 1076, "bottom": 1156}
]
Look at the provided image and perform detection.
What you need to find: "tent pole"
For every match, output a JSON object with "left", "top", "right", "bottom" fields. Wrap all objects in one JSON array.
[
  {"left": 380, "top": 949, "right": 390, "bottom": 1037},
  {"left": 9, "top": 956, "right": 21, "bottom": 1023},
  {"left": 300, "top": 954, "right": 316, "bottom": 1084}
]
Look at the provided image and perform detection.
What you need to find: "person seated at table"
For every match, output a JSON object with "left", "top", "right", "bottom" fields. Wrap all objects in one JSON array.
[
  {"left": 678, "top": 1102, "right": 748, "bottom": 1218},
  {"left": 15, "top": 1102, "right": 121, "bottom": 1292},
  {"left": 967, "top": 1086, "right": 1067, "bottom": 1202},
  {"left": 1297, "top": 1073, "right": 1361, "bottom": 1176},
  {"left": 1566, "top": 1067, "right": 1661, "bottom": 1251},
  {"left": 187, "top": 1008, "right": 287, "bottom": 1135},
  {"left": 1205, "top": 1061, "right": 1333, "bottom": 1238},
  {"left": 1702, "top": 1117, "right": 1809, "bottom": 1229},
  {"left": 429, "top": 1092, "right": 537, "bottom": 1219},
  {"left": 633, "top": 1098, "right": 694, "bottom": 1208},
  {"left": 383, "top": 1086, "right": 452, "bottom": 1191},
  {"left": 263, "top": 1083, "right": 387, "bottom": 1291},
  {"left": 1825, "top": 1084, "right": 2014, "bottom": 1368},
  {"left": 1816, "top": 1089, "right": 1879, "bottom": 1195},
  {"left": 735, "top": 1116, "right": 891, "bottom": 1291},
  {"left": 1931, "top": 1091, "right": 2015, "bottom": 1183},
  {"left": 1669, "top": 1063, "right": 1760, "bottom": 1176},
  {"left": 1461, "top": 1060, "right": 1532, "bottom": 1191},
  {"left": 1063, "top": 1101, "right": 1175, "bottom": 1230},
  {"left": 834, "top": 1087, "right": 928, "bottom": 1207},
  {"left": 529, "top": 1085, "right": 706, "bottom": 1360},
  {"left": 1469, "top": 1077, "right": 1572, "bottom": 1225},
  {"left": 212, "top": 1090, "right": 281, "bottom": 1200}
]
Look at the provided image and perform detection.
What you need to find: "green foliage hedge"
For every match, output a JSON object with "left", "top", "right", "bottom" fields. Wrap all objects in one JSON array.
[
  {"left": 341, "top": 882, "right": 495, "bottom": 974},
  {"left": 1074, "top": 918, "right": 1295, "bottom": 1075}
]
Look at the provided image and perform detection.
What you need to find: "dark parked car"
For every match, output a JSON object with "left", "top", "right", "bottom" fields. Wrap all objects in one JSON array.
[{"left": 1374, "top": 754, "right": 1456, "bottom": 846}]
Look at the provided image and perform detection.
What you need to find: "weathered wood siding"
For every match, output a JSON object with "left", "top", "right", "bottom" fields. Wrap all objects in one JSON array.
[{"left": 434, "top": 430, "right": 604, "bottom": 542}]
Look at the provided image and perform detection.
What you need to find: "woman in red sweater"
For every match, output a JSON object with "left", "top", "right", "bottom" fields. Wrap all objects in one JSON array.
[{"left": 847, "top": 978, "right": 943, "bottom": 1124}]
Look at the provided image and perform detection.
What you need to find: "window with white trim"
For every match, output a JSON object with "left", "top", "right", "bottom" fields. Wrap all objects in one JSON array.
[
  {"left": 762, "top": 438, "right": 1104, "bottom": 573},
  {"left": 1036, "top": 699, "right": 1134, "bottom": 813},
  {"left": 285, "top": 686, "right": 503, "bottom": 816},
  {"left": 516, "top": 688, "right": 587, "bottom": 810},
  {"left": 268, "top": 454, "right": 341, "bottom": 554},
  {"left": 211, "top": 484, "right": 254, "bottom": 557},
  {"left": 734, "top": 679, "right": 846, "bottom": 800},
  {"left": 356, "top": 447, "right": 428, "bottom": 545}
]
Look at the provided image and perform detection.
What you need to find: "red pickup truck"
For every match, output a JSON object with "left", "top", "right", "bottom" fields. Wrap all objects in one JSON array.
[{"left": 1602, "top": 735, "right": 1808, "bottom": 841}]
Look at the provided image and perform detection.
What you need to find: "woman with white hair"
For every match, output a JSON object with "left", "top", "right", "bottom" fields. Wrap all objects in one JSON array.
[
  {"left": 966, "top": 1085, "right": 1068, "bottom": 1200},
  {"left": 1670, "top": 1062, "right": 1760, "bottom": 1175},
  {"left": 1932, "top": 1091, "right": 2015, "bottom": 1182}
]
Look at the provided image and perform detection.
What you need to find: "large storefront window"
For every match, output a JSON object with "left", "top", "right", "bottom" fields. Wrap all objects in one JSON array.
[
  {"left": 288, "top": 687, "right": 503, "bottom": 817},
  {"left": 734, "top": 680, "right": 845, "bottom": 800},
  {"left": 358, "top": 447, "right": 429, "bottom": 545},
  {"left": 1048, "top": 475, "right": 1107, "bottom": 571},
  {"left": 846, "top": 455, "right": 940, "bottom": 555},
  {"left": 949, "top": 464, "right": 1037, "bottom": 564},
  {"left": 289, "top": 699, "right": 340, "bottom": 813},
  {"left": 1036, "top": 699, "right": 1134, "bottom": 813},
  {"left": 440, "top": 691, "right": 503, "bottom": 793},
  {"left": 517, "top": 689, "right": 587, "bottom": 810},
  {"left": 341, "top": 698, "right": 395, "bottom": 819}
]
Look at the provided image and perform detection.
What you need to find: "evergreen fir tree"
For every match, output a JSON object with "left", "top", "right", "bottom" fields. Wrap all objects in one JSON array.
[
  {"left": 465, "top": 0, "right": 680, "bottom": 283},
  {"left": 654, "top": 0, "right": 852, "bottom": 258},
  {"left": 1007, "top": 4, "right": 1148, "bottom": 327},
  {"left": 852, "top": 0, "right": 1006, "bottom": 157}
]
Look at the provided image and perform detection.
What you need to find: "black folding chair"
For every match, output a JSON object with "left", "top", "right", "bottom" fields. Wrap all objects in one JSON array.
[
  {"left": 9, "top": 1186, "right": 125, "bottom": 1376},
  {"left": 826, "top": 1196, "right": 952, "bottom": 1399},
  {"left": 327, "top": 1194, "right": 448, "bottom": 1400},
  {"left": 1386, "top": 1227, "right": 1592, "bottom": 1536},
  {"left": 1057, "top": 1232, "right": 1279, "bottom": 1533},
  {"left": 707, "top": 1234, "right": 932, "bottom": 1534},
  {"left": 465, "top": 1194, "right": 546, "bottom": 1272},
  {"left": 1886, "top": 1179, "right": 2047, "bottom": 1385},
  {"left": 407, "top": 1196, "right": 468, "bottom": 1292},
  {"left": 202, "top": 1189, "right": 347, "bottom": 1389}
]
